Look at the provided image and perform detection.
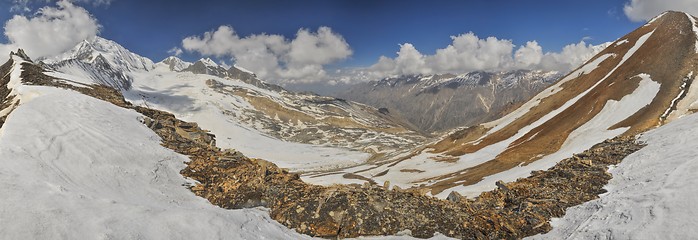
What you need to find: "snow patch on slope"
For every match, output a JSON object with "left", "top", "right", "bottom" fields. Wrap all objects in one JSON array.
[
  {"left": 615, "top": 39, "right": 629, "bottom": 46},
  {"left": 482, "top": 53, "right": 615, "bottom": 136},
  {"left": 670, "top": 72, "right": 698, "bottom": 120},
  {"left": 530, "top": 112, "right": 698, "bottom": 239}
]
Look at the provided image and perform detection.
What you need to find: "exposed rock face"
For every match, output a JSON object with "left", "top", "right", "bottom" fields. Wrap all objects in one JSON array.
[
  {"left": 0, "top": 54, "right": 16, "bottom": 127},
  {"left": 336, "top": 70, "right": 562, "bottom": 133},
  {"left": 182, "top": 59, "right": 230, "bottom": 77},
  {"left": 159, "top": 56, "right": 191, "bottom": 71}
]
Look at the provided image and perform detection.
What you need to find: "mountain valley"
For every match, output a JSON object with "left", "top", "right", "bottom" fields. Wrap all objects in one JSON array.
[{"left": 1, "top": 3, "right": 698, "bottom": 239}]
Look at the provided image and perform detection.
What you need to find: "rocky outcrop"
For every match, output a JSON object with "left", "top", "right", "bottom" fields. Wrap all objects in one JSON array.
[{"left": 0, "top": 54, "right": 15, "bottom": 127}]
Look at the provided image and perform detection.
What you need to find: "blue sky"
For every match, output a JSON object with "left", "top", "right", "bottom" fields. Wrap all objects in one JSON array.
[
  {"left": 0, "top": 0, "right": 641, "bottom": 64},
  {"left": 0, "top": 0, "right": 683, "bottom": 91},
  {"left": 88, "top": 1, "right": 637, "bottom": 65}
]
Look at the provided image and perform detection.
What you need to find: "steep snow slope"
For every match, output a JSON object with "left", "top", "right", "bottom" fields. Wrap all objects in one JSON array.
[
  {"left": 531, "top": 113, "right": 698, "bottom": 239},
  {"left": 0, "top": 66, "right": 310, "bottom": 239}
]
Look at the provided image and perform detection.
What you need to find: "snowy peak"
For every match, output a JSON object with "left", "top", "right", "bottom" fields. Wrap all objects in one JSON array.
[
  {"left": 45, "top": 36, "right": 154, "bottom": 72},
  {"left": 39, "top": 36, "right": 158, "bottom": 90},
  {"left": 200, "top": 58, "right": 218, "bottom": 68},
  {"left": 158, "top": 56, "right": 191, "bottom": 72},
  {"left": 374, "top": 70, "right": 561, "bottom": 92}
]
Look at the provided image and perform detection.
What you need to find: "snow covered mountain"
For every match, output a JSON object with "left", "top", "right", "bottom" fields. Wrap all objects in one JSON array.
[
  {"left": 35, "top": 36, "right": 425, "bottom": 177},
  {"left": 336, "top": 70, "right": 563, "bottom": 133},
  {"left": 314, "top": 11, "right": 698, "bottom": 198},
  {"left": 40, "top": 36, "right": 155, "bottom": 90}
]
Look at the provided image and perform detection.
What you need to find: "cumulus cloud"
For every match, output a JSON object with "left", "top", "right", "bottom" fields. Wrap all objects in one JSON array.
[
  {"left": 624, "top": 0, "right": 698, "bottom": 22},
  {"left": 0, "top": 0, "right": 100, "bottom": 63},
  {"left": 181, "top": 25, "right": 352, "bottom": 84},
  {"left": 514, "top": 41, "right": 543, "bottom": 68},
  {"left": 167, "top": 47, "right": 183, "bottom": 56},
  {"left": 354, "top": 32, "right": 608, "bottom": 81},
  {"left": 538, "top": 40, "right": 610, "bottom": 72}
]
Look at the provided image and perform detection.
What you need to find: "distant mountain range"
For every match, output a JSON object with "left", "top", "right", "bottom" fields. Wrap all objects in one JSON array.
[{"left": 336, "top": 70, "right": 563, "bottom": 133}]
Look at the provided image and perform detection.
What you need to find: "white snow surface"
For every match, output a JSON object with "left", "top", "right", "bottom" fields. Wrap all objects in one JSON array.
[
  {"left": 530, "top": 111, "right": 698, "bottom": 240},
  {"left": 0, "top": 86, "right": 311, "bottom": 239},
  {"left": 615, "top": 39, "right": 629, "bottom": 46}
]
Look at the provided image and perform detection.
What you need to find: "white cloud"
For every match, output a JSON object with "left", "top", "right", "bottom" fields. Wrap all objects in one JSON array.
[
  {"left": 624, "top": 0, "right": 698, "bottom": 22},
  {"left": 354, "top": 32, "right": 608, "bottom": 81},
  {"left": 181, "top": 25, "right": 352, "bottom": 84},
  {"left": 539, "top": 40, "right": 610, "bottom": 72},
  {"left": 167, "top": 47, "right": 183, "bottom": 56},
  {"left": 1, "top": 0, "right": 100, "bottom": 63},
  {"left": 514, "top": 41, "right": 543, "bottom": 69}
]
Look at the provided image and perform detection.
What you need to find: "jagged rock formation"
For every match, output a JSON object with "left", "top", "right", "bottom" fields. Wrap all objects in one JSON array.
[
  {"left": 159, "top": 56, "right": 191, "bottom": 71},
  {"left": 182, "top": 58, "right": 229, "bottom": 77},
  {"left": 336, "top": 70, "right": 562, "bottom": 133}
]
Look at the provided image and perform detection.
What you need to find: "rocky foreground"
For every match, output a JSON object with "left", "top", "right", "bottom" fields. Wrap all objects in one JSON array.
[
  {"left": 135, "top": 93, "right": 644, "bottom": 238},
  {"left": 16, "top": 53, "right": 645, "bottom": 239}
]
